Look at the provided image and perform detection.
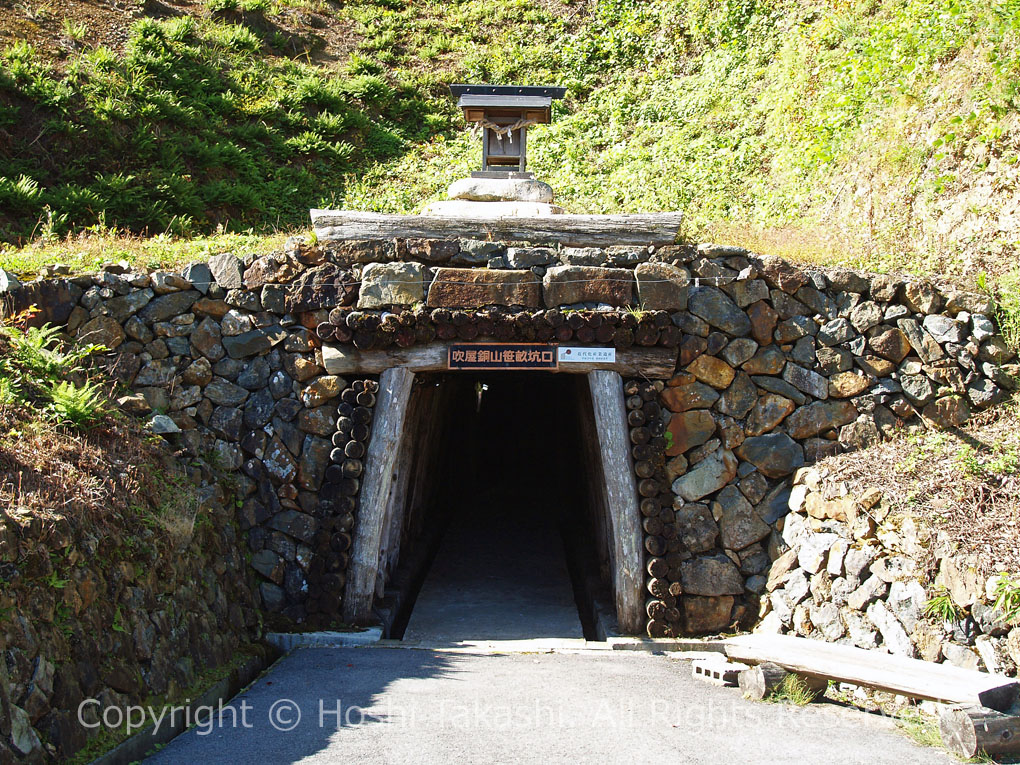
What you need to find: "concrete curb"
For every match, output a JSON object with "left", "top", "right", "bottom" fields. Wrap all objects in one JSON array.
[
  {"left": 89, "top": 644, "right": 279, "bottom": 765},
  {"left": 265, "top": 627, "right": 383, "bottom": 651}
]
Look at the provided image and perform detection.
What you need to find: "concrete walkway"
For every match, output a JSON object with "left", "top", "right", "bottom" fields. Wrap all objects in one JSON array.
[
  {"left": 145, "top": 646, "right": 952, "bottom": 764},
  {"left": 402, "top": 502, "right": 583, "bottom": 643}
]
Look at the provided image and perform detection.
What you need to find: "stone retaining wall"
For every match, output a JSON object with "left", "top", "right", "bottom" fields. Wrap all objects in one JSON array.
[
  {"left": 3, "top": 237, "right": 1016, "bottom": 636},
  {"left": 758, "top": 470, "right": 1020, "bottom": 678}
]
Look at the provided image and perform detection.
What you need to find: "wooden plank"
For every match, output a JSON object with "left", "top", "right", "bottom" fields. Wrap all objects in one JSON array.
[
  {"left": 310, "top": 209, "right": 683, "bottom": 247},
  {"left": 322, "top": 342, "right": 676, "bottom": 378},
  {"left": 587, "top": 370, "right": 644, "bottom": 635},
  {"left": 723, "top": 634, "right": 1020, "bottom": 712},
  {"left": 342, "top": 367, "right": 416, "bottom": 625}
]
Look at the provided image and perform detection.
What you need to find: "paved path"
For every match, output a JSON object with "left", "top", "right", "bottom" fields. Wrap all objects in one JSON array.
[
  {"left": 145, "top": 647, "right": 951, "bottom": 764},
  {"left": 402, "top": 502, "right": 583, "bottom": 642}
]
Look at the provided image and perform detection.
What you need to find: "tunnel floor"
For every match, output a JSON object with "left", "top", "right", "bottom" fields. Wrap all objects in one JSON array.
[
  {"left": 398, "top": 373, "right": 593, "bottom": 643},
  {"left": 402, "top": 498, "right": 584, "bottom": 642}
]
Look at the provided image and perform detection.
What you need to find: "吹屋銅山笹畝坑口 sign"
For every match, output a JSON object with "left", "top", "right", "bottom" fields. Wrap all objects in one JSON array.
[{"left": 447, "top": 344, "right": 558, "bottom": 370}]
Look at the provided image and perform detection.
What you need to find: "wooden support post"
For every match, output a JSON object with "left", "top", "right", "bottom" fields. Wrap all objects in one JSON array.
[
  {"left": 940, "top": 705, "right": 1020, "bottom": 759},
  {"left": 343, "top": 367, "right": 415, "bottom": 625},
  {"left": 587, "top": 370, "right": 643, "bottom": 634}
]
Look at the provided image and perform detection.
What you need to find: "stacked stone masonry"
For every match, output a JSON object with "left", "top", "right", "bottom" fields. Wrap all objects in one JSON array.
[{"left": 3, "top": 237, "right": 1016, "bottom": 637}]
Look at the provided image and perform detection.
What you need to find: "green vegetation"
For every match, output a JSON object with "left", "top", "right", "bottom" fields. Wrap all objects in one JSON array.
[
  {"left": 0, "top": 314, "right": 109, "bottom": 429},
  {"left": 896, "top": 708, "right": 943, "bottom": 749},
  {"left": 2, "top": 0, "right": 1019, "bottom": 282},
  {"left": 923, "top": 587, "right": 960, "bottom": 622},
  {"left": 766, "top": 674, "right": 823, "bottom": 705},
  {"left": 991, "top": 572, "right": 1020, "bottom": 624}
]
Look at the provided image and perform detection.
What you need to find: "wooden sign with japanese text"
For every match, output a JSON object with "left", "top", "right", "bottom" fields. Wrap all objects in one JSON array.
[{"left": 447, "top": 343, "right": 558, "bottom": 370}]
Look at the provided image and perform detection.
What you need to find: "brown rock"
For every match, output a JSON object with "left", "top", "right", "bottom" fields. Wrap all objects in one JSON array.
[
  {"left": 427, "top": 268, "right": 540, "bottom": 308},
  {"left": 921, "top": 395, "right": 971, "bottom": 428},
  {"left": 686, "top": 355, "right": 735, "bottom": 389},
  {"left": 856, "top": 354, "right": 896, "bottom": 377},
  {"left": 244, "top": 252, "right": 303, "bottom": 289},
  {"left": 192, "top": 297, "right": 231, "bottom": 318},
  {"left": 542, "top": 265, "right": 634, "bottom": 307},
  {"left": 741, "top": 346, "right": 785, "bottom": 375},
  {"left": 747, "top": 300, "right": 778, "bottom": 346},
  {"left": 683, "top": 595, "right": 735, "bottom": 634},
  {"left": 666, "top": 410, "right": 716, "bottom": 456},
  {"left": 902, "top": 281, "right": 943, "bottom": 313},
  {"left": 868, "top": 328, "right": 912, "bottom": 363},
  {"left": 301, "top": 375, "right": 344, "bottom": 407},
  {"left": 661, "top": 381, "right": 720, "bottom": 412},
  {"left": 745, "top": 393, "right": 795, "bottom": 436},
  {"left": 679, "top": 334, "right": 708, "bottom": 366},
  {"left": 77, "top": 315, "right": 124, "bottom": 350},
  {"left": 828, "top": 371, "right": 870, "bottom": 398},
  {"left": 756, "top": 254, "right": 808, "bottom": 293},
  {"left": 681, "top": 556, "right": 745, "bottom": 596}
]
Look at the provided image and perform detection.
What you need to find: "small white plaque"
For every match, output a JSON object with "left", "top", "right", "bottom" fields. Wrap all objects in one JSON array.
[{"left": 557, "top": 346, "right": 616, "bottom": 364}]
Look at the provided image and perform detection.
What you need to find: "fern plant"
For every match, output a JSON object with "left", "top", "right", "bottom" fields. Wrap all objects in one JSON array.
[
  {"left": 45, "top": 379, "right": 107, "bottom": 428},
  {"left": 992, "top": 573, "right": 1020, "bottom": 624},
  {"left": 0, "top": 322, "right": 105, "bottom": 378},
  {"left": 923, "top": 587, "right": 959, "bottom": 622}
]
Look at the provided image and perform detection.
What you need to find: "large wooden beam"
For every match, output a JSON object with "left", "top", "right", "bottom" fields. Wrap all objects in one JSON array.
[
  {"left": 310, "top": 209, "right": 683, "bottom": 247},
  {"left": 723, "top": 634, "right": 1020, "bottom": 711},
  {"left": 322, "top": 342, "right": 676, "bottom": 378},
  {"left": 587, "top": 371, "right": 644, "bottom": 635},
  {"left": 343, "top": 367, "right": 416, "bottom": 625}
]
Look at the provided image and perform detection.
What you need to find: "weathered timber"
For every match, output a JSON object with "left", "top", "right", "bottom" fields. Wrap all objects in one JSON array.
[
  {"left": 940, "top": 705, "right": 1020, "bottom": 758},
  {"left": 737, "top": 661, "right": 826, "bottom": 702},
  {"left": 310, "top": 209, "right": 683, "bottom": 247},
  {"left": 342, "top": 367, "right": 415, "bottom": 625},
  {"left": 322, "top": 342, "right": 676, "bottom": 377},
  {"left": 723, "top": 634, "right": 1020, "bottom": 711},
  {"left": 588, "top": 370, "right": 644, "bottom": 634}
]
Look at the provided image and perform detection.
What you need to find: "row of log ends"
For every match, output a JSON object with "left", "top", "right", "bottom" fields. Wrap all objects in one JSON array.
[
  {"left": 303, "top": 378, "right": 379, "bottom": 627},
  {"left": 315, "top": 306, "right": 682, "bottom": 351},
  {"left": 624, "top": 378, "right": 685, "bottom": 639}
]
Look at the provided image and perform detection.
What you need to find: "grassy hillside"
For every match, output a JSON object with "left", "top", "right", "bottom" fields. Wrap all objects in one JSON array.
[{"left": 1, "top": 0, "right": 1019, "bottom": 285}]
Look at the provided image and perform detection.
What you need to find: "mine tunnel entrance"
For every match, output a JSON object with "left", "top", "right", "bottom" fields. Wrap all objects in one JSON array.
[{"left": 378, "top": 372, "right": 612, "bottom": 642}]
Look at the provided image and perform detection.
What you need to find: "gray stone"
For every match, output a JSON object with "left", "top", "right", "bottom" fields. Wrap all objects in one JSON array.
[
  {"left": 967, "top": 377, "right": 1003, "bottom": 409},
  {"left": 506, "top": 247, "right": 557, "bottom": 268},
  {"left": 795, "top": 285, "right": 837, "bottom": 318},
  {"left": 0, "top": 268, "right": 23, "bottom": 293},
  {"left": 714, "top": 485, "right": 770, "bottom": 550},
  {"left": 222, "top": 326, "right": 288, "bottom": 359},
  {"left": 845, "top": 611, "right": 880, "bottom": 650},
  {"left": 135, "top": 359, "right": 176, "bottom": 387},
  {"left": 972, "top": 313, "right": 995, "bottom": 342},
  {"left": 849, "top": 301, "right": 883, "bottom": 333},
  {"left": 251, "top": 549, "right": 285, "bottom": 583},
  {"left": 817, "top": 317, "right": 857, "bottom": 346},
  {"left": 244, "top": 388, "right": 276, "bottom": 429},
  {"left": 299, "top": 435, "right": 332, "bottom": 490},
  {"left": 182, "top": 262, "right": 213, "bottom": 294},
  {"left": 208, "top": 253, "right": 244, "bottom": 289},
  {"left": 104, "top": 288, "right": 153, "bottom": 321},
  {"left": 844, "top": 546, "right": 878, "bottom": 586},
  {"left": 77, "top": 315, "right": 125, "bottom": 349},
  {"left": 238, "top": 356, "right": 273, "bottom": 390},
  {"left": 559, "top": 247, "right": 607, "bottom": 267},
  {"left": 783, "top": 570, "right": 811, "bottom": 607},
  {"left": 721, "top": 338, "right": 758, "bottom": 368},
  {"left": 782, "top": 363, "right": 829, "bottom": 400},
  {"left": 797, "top": 532, "right": 839, "bottom": 574},
  {"left": 634, "top": 262, "right": 688, "bottom": 311},
  {"left": 680, "top": 555, "right": 745, "bottom": 596},
  {"left": 210, "top": 406, "right": 244, "bottom": 440},
  {"left": 205, "top": 379, "right": 249, "bottom": 406},
  {"left": 672, "top": 449, "right": 738, "bottom": 501},
  {"left": 887, "top": 580, "right": 927, "bottom": 633},
  {"left": 688, "top": 286, "right": 752, "bottom": 336},
  {"left": 897, "top": 318, "right": 945, "bottom": 364},
  {"left": 448, "top": 176, "right": 553, "bottom": 203},
  {"left": 716, "top": 371, "right": 757, "bottom": 419},
  {"left": 791, "top": 336, "right": 816, "bottom": 366},
  {"left": 817, "top": 346, "right": 853, "bottom": 374},
  {"left": 138, "top": 290, "right": 199, "bottom": 323},
  {"left": 148, "top": 414, "right": 180, "bottom": 434},
  {"left": 848, "top": 576, "right": 888, "bottom": 611},
  {"left": 923, "top": 314, "right": 966, "bottom": 344},
  {"left": 728, "top": 279, "right": 770, "bottom": 308},
  {"left": 675, "top": 504, "right": 719, "bottom": 553},
  {"left": 736, "top": 433, "right": 804, "bottom": 478},
  {"left": 867, "top": 600, "right": 917, "bottom": 657},
  {"left": 809, "top": 603, "right": 846, "bottom": 641},
  {"left": 358, "top": 262, "right": 424, "bottom": 308},
  {"left": 900, "top": 374, "right": 935, "bottom": 405},
  {"left": 783, "top": 400, "right": 858, "bottom": 439},
  {"left": 263, "top": 436, "right": 298, "bottom": 483}
]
